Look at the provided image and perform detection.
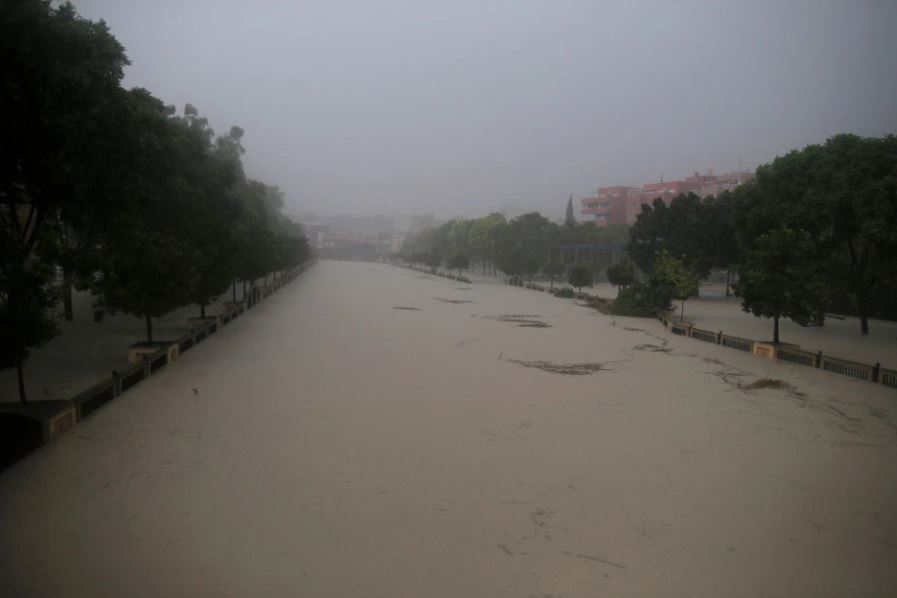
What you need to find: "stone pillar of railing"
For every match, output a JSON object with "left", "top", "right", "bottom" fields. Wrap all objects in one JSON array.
[
  {"left": 815, "top": 351, "right": 823, "bottom": 368},
  {"left": 873, "top": 362, "right": 880, "bottom": 383},
  {"left": 717, "top": 331, "right": 723, "bottom": 344}
]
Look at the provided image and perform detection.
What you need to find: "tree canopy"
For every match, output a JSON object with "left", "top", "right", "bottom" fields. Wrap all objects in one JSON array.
[
  {"left": 733, "top": 134, "right": 897, "bottom": 334},
  {"left": 736, "top": 228, "right": 829, "bottom": 344},
  {"left": 0, "top": 1, "right": 311, "bottom": 401}
]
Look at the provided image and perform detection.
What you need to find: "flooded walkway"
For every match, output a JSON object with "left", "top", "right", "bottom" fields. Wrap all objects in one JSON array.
[{"left": 2, "top": 261, "right": 896, "bottom": 597}]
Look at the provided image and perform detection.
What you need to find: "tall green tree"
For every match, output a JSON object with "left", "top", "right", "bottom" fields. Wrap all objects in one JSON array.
[
  {"left": 1, "top": 0, "right": 132, "bottom": 399},
  {"left": 627, "top": 193, "right": 716, "bottom": 279},
  {"left": 0, "top": 231, "right": 58, "bottom": 403},
  {"left": 564, "top": 194, "right": 576, "bottom": 228},
  {"left": 607, "top": 261, "right": 635, "bottom": 290},
  {"left": 568, "top": 264, "right": 593, "bottom": 293},
  {"left": 468, "top": 213, "right": 506, "bottom": 274},
  {"left": 448, "top": 253, "right": 469, "bottom": 277},
  {"left": 92, "top": 98, "right": 210, "bottom": 341},
  {"left": 734, "top": 134, "right": 897, "bottom": 333},
  {"left": 497, "top": 213, "right": 554, "bottom": 279},
  {"left": 178, "top": 114, "right": 245, "bottom": 317},
  {"left": 542, "top": 260, "right": 565, "bottom": 290},
  {"left": 654, "top": 250, "right": 699, "bottom": 322},
  {"left": 706, "top": 190, "right": 741, "bottom": 296},
  {"left": 98, "top": 231, "right": 194, "bottom": 343},
  {"left": 736, "top": 229, "right": 829, "bottom": 344}
]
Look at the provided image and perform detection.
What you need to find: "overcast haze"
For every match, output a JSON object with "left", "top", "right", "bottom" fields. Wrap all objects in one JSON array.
[{"left": 73, "top": 0, "right": 897, "bottom": 220}]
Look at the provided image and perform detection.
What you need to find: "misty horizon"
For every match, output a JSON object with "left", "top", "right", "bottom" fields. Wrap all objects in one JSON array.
[{"left": 72, "top": 0, "right": 897, "bottom": 220}]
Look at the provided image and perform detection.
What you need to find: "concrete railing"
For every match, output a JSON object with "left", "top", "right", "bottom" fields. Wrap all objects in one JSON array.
[
  {"left": 504, "top": 278, "right": 895, "bottom": 391},
  {"left": 656, "top": 314, "right": 894, "bottom": 390}
]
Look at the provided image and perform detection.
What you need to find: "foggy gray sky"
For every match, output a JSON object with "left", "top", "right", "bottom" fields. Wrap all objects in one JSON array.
[{"left": 74, "top": 0, "right": 897, "bottom": 220}]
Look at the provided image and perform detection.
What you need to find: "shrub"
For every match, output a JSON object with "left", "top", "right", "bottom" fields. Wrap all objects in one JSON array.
[
  {"left": 554, "top": 287, "right": 575, "bottom": 298},
  {"left": 611, "top": 281, "right": 673, "bottom": 316}
]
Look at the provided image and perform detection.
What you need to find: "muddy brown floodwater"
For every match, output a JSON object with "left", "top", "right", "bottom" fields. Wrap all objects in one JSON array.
[{"left": 1, "top": 260, "right": 896, "bottom": 597}]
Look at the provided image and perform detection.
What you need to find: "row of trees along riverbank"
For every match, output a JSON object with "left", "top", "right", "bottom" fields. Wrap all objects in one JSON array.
[
  {"left": 400, "top": 134, "right": 897, "bottom": 343},
  {"left": 1, "top": 2, "right": 311, "bottom": 402},
  {"left": 400, "top": 212, "right": 629, "bottom": 284}
]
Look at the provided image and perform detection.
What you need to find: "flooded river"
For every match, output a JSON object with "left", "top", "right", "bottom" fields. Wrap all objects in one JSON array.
[{"left": 2, "top": 261, "right": 896, "bottom": 597}]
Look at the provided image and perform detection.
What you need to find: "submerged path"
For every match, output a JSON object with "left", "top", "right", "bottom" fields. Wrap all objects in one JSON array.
[{"left": 2, "top": 261, "right": 896, "bottom": 597}]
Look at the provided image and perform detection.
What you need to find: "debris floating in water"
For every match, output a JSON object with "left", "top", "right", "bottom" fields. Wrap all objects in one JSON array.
[
  {"left": 507, "top": 359, "right": 610, "bottom": 375},
  {"left": 483, "top": 314, "right": 551, "bottom": 328}
]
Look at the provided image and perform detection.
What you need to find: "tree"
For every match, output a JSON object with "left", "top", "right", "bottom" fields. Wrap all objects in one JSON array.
[
  {"left": 654, "top": 250, "right": 699, "bottom": 322},
  {"left": 448, "top": 220, "right": 473, "bottom": 260},
  {"left": 499, "top": 248, "right": 525, "bottom": 283},
  {"left": 520, "top": 255, "right": 541, "bottom": 284},
  {"left": 468, "top": 213, "right": 505, "bottom": 274},
  {"left": 98, "top": 231, "right": 194, "bottom": 343},
  {"left": 179, "top": 114, "right": 244, "bottom": 317},
  {"left": 543, "top": 260, "right": 565, "bottom": 289},
  {"left": 1, "top": 0, "right": 132, "bottom": 398},
  {"left": 627, "top": 193, "right": 716, "bottom": 279},
  {"left": 568, "top": 264, "right": 593, "bottom": 293},
  {"left": 606, "top": 261, "right": 635, "bottom": 290},
  {"left": 734, "top": 134, "right": 897, "bottom": 334},
  {"left": 736, "top": 228, "right": 829, "bottom": 344},
  {"left": 0, "top": 233, "right": 58, "bottom": 403},
  {"left": 423, "top": 250, "right": 441, "bottom": 274},
  {"left": 565, "top": 194, "right": 576, "bottom": 228},
  {"left": 497, "top": 213, "right": 554, "bottom": 281},
  {"left": 448, "top": 253, "right": 469, "bottom": 277},
  {"left": 92, "top": 98, "right": 211, "bottom": 340},
  {"left": 706, "top": 190, "right": 741, "bottom": 296}
]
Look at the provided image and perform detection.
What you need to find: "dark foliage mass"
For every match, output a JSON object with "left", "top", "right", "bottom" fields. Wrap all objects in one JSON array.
[
  {"left": 1, "top": 1, "right": 311, "bottom": 401},
  {"left": 554, "top": 287, "right": 575, "bottom": 298},
  {"left": 402, "top": 135, "right": 895, "bottom": 344},
  {"left": 400, "top": 211, "right": 629, "bottom": 283},
  {"left": 624, "top": 134, "right": 897, "bottom": 340},
  {"left": 612, "top": 282, "right": 674, "bottom": 317}
]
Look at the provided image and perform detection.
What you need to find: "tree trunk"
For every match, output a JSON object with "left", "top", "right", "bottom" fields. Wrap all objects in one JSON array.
[
  {"left": 857, "top": 286, "right": 869, "bottom": 335},
  {"left": 773, "top": 316, "right": 780, "bottom": 344},
  {"left": 145, "top": 314, "right": 154, "bottom": 343},
  {"left": 232, "top": 279, "right": 237, "bottom": 303},
  {"left": 16, "top": 358, "right": 27, "bottom": 404},
  {"left": 550, "top": 276, "right": 554, "bottom": 290},
  {"left": 200, "top": 303, "right": 206, "bottom": 319},
  {"left": 242, "top": 280, "right": 247, "bottom": 301},
  {"left": 725, "top": 269, "right": 731, "bottom": 297},
  {"left": 62, "top": 266, "right": 74, "bottom": 321},
  {"left": 680, "top": 299, "right": 686, "bottom": 322},
  {"left": 847, "top": 238, "right": 872, "bottom": 335}
]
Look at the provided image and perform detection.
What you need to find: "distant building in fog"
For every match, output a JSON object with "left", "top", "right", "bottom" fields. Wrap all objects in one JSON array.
[
  {"left": 409, "top": 214, "right": 441, "bottom": 234},
  {"left": 580, "top": 170, "right": 753, "bottom": 227},
  {"left": 299, "top": 214, "right": 396, "bottom": 249}
]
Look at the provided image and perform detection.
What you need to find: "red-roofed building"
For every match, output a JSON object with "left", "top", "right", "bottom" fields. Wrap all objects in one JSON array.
[
  {"left": 580, "top": 186, "right": 636, "bottom": 227},
  {"left": 581, "top": 170, "right": 752, "bottom": 227}
]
